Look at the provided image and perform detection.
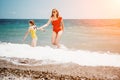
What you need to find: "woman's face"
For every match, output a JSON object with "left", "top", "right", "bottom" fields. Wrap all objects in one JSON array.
[{"left": 52, "top": 10, "right": 57, "bottom": 16}]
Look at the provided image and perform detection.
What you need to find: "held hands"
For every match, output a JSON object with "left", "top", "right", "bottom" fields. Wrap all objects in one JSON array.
[{"left": 38, "top": 27, "right": 45, "bottom": 32}]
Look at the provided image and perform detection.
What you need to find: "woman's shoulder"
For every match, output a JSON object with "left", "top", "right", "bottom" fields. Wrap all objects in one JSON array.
[
  {"left": 50, "top": 17, "right": 53, "bottom": 20},
  {"left": 50, "top": 16, "right": 62, "bottom": 19},
  {"left": 58, "top": 16, "right": 62, "bottom": 21},
  {"left": 59, "top": 16, "right": 62, "bottom": 19},
  {"left": 58, "top": 16, "right": 62, "bottom": 18}
]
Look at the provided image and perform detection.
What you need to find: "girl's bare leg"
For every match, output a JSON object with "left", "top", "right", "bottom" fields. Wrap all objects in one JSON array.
[{"left": 31, "top": 38, "right": 37, "bottom": 47}]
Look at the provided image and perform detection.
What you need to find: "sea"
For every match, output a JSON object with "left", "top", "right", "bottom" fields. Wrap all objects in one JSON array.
[
  {"left": 0, "top": 19, "right": 120, "bottom": 67},
  {"left": 0, "top": 19, "right": 120, "bottom": 53}
]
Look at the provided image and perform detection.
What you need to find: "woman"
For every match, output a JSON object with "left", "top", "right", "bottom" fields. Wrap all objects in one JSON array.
[{"left": 39, "top": 9, "right": 64, "bottom": 48}]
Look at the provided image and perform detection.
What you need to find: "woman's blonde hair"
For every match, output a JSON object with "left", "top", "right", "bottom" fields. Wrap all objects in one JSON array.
[{"left": 51, "top": 9, "right": 59, "bottom": 18}]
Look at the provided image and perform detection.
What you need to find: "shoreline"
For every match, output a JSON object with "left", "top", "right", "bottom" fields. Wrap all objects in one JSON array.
[{"left": 0, "top": 56, "right": 120, "bottom": 80}]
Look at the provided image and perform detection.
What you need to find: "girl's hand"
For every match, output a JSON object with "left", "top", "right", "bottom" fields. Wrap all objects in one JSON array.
[{"left": 22, "top": 38, "right": 25, "bottom": 43}]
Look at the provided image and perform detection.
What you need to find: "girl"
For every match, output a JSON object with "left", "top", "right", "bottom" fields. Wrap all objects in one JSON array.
[{"left": 23, "top": 20, "right": 44, "bottom": 47}]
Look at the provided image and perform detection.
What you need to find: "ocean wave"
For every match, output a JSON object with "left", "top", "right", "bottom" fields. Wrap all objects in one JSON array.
[{"left": 0, "top": 42, "right": 120, "bottom": 67}]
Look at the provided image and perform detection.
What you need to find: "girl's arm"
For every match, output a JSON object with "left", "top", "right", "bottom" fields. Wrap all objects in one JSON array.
[
  {"left": 38, "top": 18, "right": 52, "bottom": 30},
  {"left": 23, "top": 28, "right": 30, "bottom": 41}
]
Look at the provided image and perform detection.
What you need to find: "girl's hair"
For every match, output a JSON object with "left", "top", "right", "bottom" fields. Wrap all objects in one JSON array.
[
  {"left": 29, "top": 20, "right": 35, "bottom": 26},
  {"left": 51, "top": 9, "right": 59, "bottom": 18}
]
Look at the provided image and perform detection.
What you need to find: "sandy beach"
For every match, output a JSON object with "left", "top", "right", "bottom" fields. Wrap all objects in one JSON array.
[{"left": 0, "top": 56, "right": 120, "bottom": 80}]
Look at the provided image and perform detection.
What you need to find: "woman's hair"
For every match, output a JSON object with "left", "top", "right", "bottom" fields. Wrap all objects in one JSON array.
[
  {"left": 29, "top": 20, "right": 35, "bottom": 26},
  {"left": 51, "top": 9, "right": 59, "bottom": 18}
]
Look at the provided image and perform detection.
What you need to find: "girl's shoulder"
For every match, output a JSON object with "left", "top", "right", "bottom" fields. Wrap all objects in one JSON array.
[
  {"left": 29, "top": 26, "right": 34, "bottom": 30},
  {"left": 29, "top": 26, "right": 32, "bottom": 29},
  {"left": 29, "top": 25, "right": 36, "bottom": 28}
]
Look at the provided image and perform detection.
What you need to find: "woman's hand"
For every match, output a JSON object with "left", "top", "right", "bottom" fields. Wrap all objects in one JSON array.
[{"left": 38, "top": 27, "right": 45, "bottom": 32}]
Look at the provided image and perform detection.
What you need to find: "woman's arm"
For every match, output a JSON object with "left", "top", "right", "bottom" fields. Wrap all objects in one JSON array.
[
  {"left": 61, "top": 18, "right": 64, "bottom": 31},
  {"left": 38, "top": 18, "right": 52, "bottom": 30},
  {"left": 23, "top": 28, "right": 30, "bottom": 41}
]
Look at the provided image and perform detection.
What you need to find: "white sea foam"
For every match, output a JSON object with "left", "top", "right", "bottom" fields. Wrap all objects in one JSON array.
[{"left": 0, "top": 42, "right": 120, "bottom": 67}]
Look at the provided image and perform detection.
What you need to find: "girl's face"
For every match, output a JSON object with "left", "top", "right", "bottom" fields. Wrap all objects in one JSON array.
[{"left": 29, "top": 23, "right": 32, "bottom": 26}]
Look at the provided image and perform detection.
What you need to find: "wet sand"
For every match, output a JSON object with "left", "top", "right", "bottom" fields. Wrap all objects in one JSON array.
[{"left": 0, "top": 56, "right": 120, "bottom": 80}]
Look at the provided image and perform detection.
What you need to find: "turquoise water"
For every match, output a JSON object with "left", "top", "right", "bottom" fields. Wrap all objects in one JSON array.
[
  {"left": 0, "top": 19, "right": 120, "bottom": 53},
  {"left": 0, "top": 19, "right": 51, "bottom": 44}
]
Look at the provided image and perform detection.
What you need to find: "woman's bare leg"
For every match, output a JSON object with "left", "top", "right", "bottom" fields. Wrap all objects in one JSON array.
[
  {"left": 55, "top": 30, "right": 63, "bottom": 48},
  {"left": 51, "top": 31, "right": 57, "bottom": 45}
]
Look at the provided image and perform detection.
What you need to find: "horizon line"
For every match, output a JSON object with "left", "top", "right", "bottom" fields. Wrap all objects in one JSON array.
[{"left": 1, "top": 18, "right": 120, "bottom": 19}]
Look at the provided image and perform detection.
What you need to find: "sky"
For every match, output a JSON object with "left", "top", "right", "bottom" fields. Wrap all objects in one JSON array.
[{"left": 0, "top": 0, "right": 120, "bottom": 19}]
